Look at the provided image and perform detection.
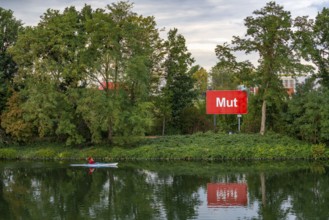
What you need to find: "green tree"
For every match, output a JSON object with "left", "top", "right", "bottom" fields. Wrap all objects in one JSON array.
[
  {"left": 9, "top": 6, "right": 91, "bottom": 144},
  {"left": 162, "top": 28, "right": 197, "bottom": 133},
  {"left": 297, "top": 8, "right": 329, "bottom": 88},
  {"left": 8, "top": 3, "right": 160, "bottom": 144},
  {"left": 0, "top": 91, "right": 34, "bottom": 143},
  {"left": 10, "top": 6, "right": 91, "bottom": 89},
  {"left": 81, "top": 2, "right": 160, "bottom": 142},
  {"left": 192, "top": 66, "right": 208, "bottom": 97},
  {"left": 212, "top": 43, "right": 255, "bottom": 90},
  {"left": 0, "top": 8, "right": 22, "bottom": 141},
  {"left": 231, "top": 1, "right": 312, "bottom": 135},
  {"left": 284, "top": 79, "right": 329, "bottom": 144},
  {"left": 0, "top": 8, "right": 22, "bottom": 110}
]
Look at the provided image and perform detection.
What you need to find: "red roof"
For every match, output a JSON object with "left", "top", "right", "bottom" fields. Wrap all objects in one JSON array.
[{"left": 98, "top": 82, "right": 118, "bottom": 90}]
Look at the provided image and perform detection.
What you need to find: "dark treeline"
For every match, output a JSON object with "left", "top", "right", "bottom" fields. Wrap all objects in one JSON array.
[{"left": 1, "top": 1, "right": 329, "bottom": 146}]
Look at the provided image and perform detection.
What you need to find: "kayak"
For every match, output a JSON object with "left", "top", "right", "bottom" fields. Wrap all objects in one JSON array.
[{"left": 70, "top": 162, "right": 118, "bottom": 168}]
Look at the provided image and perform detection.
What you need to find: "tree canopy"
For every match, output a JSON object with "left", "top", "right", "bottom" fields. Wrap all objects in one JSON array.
[
  {"left": 0, "top": 8, "right": 22, "bottom": 112},
  {"left": 1, "top": 3, "right": 166, "bottom": 144},
  {"left": 1, "top": 2, "right": 329, "bottom": 145},
  {"left": 215, "top": 2, "right": 314, "bottom": 135}
]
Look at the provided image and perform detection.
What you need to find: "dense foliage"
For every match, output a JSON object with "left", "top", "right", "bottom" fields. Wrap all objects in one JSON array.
[
  {"left": 0, "top": 8, "right": 22, "bottom": 111},
  {"left": 283, "top": 79, "right": 329, "bottom": 144},
  {"left": 1, "top": 159, "right": 329, "bottom": 219},
  {"left": 0, "top": 8, "right": 22, "bottom": 142},
  {"left": 0, "top": 2, "right": 329, "bottom": 148},
  {"left": 0, "top": 133, "right": 326, "bottom": 160},
  {"left": 214, "top": 2, "right": 313, "bottom": 135}
]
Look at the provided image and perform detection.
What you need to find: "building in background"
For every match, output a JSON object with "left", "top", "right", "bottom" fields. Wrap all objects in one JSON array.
[
  {"left": 247, "top": 75, "right": 310, "bottom": 96},
  {"left": 281, "top": 76, "right": 296, "bottom": 96}
]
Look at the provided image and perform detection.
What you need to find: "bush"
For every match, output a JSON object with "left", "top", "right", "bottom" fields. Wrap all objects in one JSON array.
[
  {"left": 0, "top": 148, "right": 18, "bottom": 159},
  {"left": 29, "top": 148, "right": 57, "bottom": 160},
  {"left": 56, "top": 150, "right": 79, "bottom": 160},
  {"left": 0, "top": 133, "right": 319, "bottom": 161},
  {"left": 312, "top": 144, "right": 326, "bottom": 159},
  {"left": 80, "top": 148, "right": 111, "bottom": 160}
]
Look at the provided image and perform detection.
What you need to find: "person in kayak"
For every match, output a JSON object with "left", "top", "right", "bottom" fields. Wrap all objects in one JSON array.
[{"left": 87, "top": 157, "right": 95, "bottom": 164}]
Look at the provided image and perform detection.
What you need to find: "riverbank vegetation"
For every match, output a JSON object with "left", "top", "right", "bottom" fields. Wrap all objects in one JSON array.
[
  {"left": 1, "top": 2, "right": 329, "bottom": 157},
  {"left": 0, "top": 133, "right": 327, "bottom": 161}
]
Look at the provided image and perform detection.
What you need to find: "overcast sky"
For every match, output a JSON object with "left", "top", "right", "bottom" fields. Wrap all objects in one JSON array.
[{"left": 0, "top": 0, "right": 327, "bottom": 70}]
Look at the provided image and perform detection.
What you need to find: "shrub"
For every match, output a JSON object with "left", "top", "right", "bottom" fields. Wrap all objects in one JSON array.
[
  {"left": 81, "top": 148, "right": 111, "bottom": 160},
  {"left": 312, "top": 144, "right": 326, "bottom": 159},
  {"left": 30, "top": 148, "right": 57, "bottom": 160},
  {"left": 0, "top": 148, "right": 18, "bottom": 159},
  {"left": 56, "top": 150, "right": 79, "bottom": 160}
]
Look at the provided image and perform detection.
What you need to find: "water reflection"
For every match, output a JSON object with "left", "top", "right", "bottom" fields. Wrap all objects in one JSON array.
[
  {"left": 0, "top": 161, "right": 329, "bottom": 219},
  {"left": 207, "top": 183, "right": 248, "bottom": 207}
]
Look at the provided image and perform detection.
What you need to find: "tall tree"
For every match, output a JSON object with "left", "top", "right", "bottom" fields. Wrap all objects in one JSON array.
[
  {"left": 212, "top": 43, "right": 255, "bottom": 90},
  {"left": 8, "top": 3, "right": 160, "bottom": 144},
  {"left": 296, "top": 8, "right": 329, "bottom": 88},
  {"left": 8, "top": 6, "right": 91, "bottom": 144},
  {"left": 0, "top": 7, "right": 22, "bottom": 116},
  {"left": 192, "top": 66, "right": 208, "bottom": 97},
  {"left": 162, "top": 28, "right": 196, "bottom": 133},
  {"left": 283, "top": 79, "right": 329, "bottom": 144},
  {"left": 231, "top": 1, "right": 312, "bottom": 135},
  {"left": 0, "top": 91, "right": 34, "bottom": 143},
  {"left": 80, "top": 2, "right": 160, "bottom": 142}
]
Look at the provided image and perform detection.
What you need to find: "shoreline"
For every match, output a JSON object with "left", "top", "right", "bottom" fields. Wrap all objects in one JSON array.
[{"left": 0, "top": 133, "right": 327, "bottom": 161}]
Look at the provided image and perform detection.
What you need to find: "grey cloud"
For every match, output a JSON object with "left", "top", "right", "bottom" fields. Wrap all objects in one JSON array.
[{"left": 0, "top": 0, "right": 324, "bottom": 69}]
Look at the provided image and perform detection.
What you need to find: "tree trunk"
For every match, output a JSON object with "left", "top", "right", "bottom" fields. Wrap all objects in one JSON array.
[
  {"left": 260, "top": 172, "right": 266, "bottom": 207},
  {"left": 260, "top": 99, "right": 266, "bottom": 135}
]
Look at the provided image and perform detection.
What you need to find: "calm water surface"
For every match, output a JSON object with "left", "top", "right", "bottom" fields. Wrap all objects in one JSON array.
[{"left": 0, "top": 160, "right": 328, "bottom": 219}]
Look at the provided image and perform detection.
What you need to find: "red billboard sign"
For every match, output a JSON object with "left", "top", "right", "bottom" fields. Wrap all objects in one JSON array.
[
  {"left": 206, "top": 90, "right": 248, "bottom": 114},
  {"left": 207, "top": 183, "right": 248, "bottom": 207}
]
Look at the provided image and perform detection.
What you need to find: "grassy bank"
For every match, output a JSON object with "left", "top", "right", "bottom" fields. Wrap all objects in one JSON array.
[{"left": 0, "top": 132, "right": 328, "bottom": 161}]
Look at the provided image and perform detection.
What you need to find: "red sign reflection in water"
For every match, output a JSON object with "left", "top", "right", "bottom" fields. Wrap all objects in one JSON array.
[{"left": 207, "top": 183, "right": 248, "bottom": 207}]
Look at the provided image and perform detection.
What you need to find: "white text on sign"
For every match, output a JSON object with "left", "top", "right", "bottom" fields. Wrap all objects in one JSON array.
[
  {"left": 216, "top": 97, "right": 238, "bottom": 108},
  {"left": 206, "top": 90, "right": 248, "bottom": 114}
]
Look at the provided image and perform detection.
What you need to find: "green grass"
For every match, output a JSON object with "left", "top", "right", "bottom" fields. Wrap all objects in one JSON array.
[{"left": 0, "top": 132, "right": 327, "bottom": 161}]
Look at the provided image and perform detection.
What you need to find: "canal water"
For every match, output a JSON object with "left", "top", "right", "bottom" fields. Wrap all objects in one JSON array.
[{"left": 0, "top": 160, "right": 328, "bottom": 219}]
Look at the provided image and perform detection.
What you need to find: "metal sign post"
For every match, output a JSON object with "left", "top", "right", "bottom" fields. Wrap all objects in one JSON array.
[
  {"left": 237, "top": 114, "right": 242, "bottom": 132},
  {"left": 206, "top": 90, "right": 248, "bottom": 133}
]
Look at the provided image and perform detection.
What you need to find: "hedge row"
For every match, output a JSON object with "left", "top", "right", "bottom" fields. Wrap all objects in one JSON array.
[{"left": 0, "top": 133, "right": 327, "bottom": 161}]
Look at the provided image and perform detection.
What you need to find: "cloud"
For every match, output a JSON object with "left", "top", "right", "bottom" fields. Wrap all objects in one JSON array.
[
  {"left": 279, "top": 0, "right": 325, "bottom": 17},
  {"left": 0, "top": 0, "right": 325, "bottom": 70}
]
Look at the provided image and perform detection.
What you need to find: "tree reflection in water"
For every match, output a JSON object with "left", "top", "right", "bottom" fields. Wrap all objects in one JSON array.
[{"left": 0, "top": 161, "right": 329, "bottom": 219}]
